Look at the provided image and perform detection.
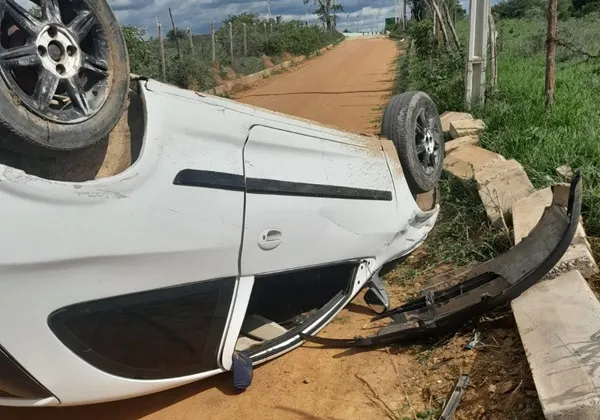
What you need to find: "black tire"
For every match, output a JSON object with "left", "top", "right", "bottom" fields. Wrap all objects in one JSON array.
[
  {"left": 381, "top": 91, "right": 443, "bottom": 194},
  {"left": 0, "top": 0, "right": 129, "bottom": 155}
]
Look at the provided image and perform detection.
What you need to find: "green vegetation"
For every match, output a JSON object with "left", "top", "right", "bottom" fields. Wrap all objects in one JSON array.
[
  {"left": 122, "top": 13, "right": 343, "bottom": 91},
  {"left": 393, "top": 9, "right": 600, "bottom": 256}
]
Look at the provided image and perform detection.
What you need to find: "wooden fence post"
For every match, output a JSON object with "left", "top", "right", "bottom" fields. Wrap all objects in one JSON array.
[
  {"left": 187, "top": 27, "right": 193, "bottom": 51},
  {"left": 211, "top": 21, "right": 216, "bottom": 63},
  {"left": 157, "top": 21, "right": 166, "bottom": 81},
  {"left": 489, "top": 7, "right": 498, "bottom": 89},
  {"left": 243, "top": 23, "right": 247, "bottom": 57},
  {"left": 168, "top": 8, "right": 181, "bottom": 59},
  {"left": 228, "top": 22, "right": 233, "bottom": 58},
  {"left": 545, "top": 0, "right": 557, "bottom": 110}
]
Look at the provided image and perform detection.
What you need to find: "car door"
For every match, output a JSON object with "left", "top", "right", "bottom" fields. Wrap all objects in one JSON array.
[{"left": 240, "top": 125, "right": 400, "bottom": 276}]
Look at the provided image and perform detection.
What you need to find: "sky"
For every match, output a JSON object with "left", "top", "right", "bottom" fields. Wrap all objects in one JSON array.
[{"left": 109, "top": 0, "right": 471, "bottom": 37}]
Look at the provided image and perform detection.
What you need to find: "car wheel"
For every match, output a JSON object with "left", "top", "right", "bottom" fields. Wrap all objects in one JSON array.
[
  {"left": 0, "top": 0, "right": 129, "bottom": 155},
  {"left": 381, "top": 91, "right": 443, "bottom": 194}
]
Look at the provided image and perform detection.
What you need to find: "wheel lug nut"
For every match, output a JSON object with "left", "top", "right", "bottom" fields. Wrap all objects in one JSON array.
[
  {"left": 56, "top": 64, "right": 65, "bottom": 75},
  {"left": 48, "top": 26, "right": 58, "bottom": 38},
  {"left": 67, "top": 45, "right": 77, "bottom": 56},
  {"left": 37, "top": 45, "right": 47, "bottom": 56}
]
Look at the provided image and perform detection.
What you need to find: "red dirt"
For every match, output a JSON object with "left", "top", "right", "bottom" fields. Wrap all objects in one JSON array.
[
  {"left": 0, "top": 38, "right": 541, "bottom": 420},
  {"left": 234, "top": 38, "right": 397, "bottom": 134}
]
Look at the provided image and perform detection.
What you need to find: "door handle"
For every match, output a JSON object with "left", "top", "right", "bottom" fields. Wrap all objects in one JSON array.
[{"left": 258, "top": 229, "right": 283, "bottom": 251}]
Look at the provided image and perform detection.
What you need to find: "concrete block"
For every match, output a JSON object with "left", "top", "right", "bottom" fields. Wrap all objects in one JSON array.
[
  {"left": 449, "top": 119, "right": 486, "bottom": 139},
  {"left": 512, "top": 270, "right": 600, "bottom": 420},
  {"left": 556, "top": 165, "right": 574, "bottom": 180},
  {"left": 444, "top": 135, "right": 479, "bottom": 154},
  {"left": 511, "top": 187, "right": 598, "bottom": 278},
  {"left": 474, "top": 159, "right": 534, "bottom": 224},
  {"left": 440, "top": 111, "right": 474, "bottom": 133},
  {"left": 443, "top": 145, "right": 505, "bottom": 179}
]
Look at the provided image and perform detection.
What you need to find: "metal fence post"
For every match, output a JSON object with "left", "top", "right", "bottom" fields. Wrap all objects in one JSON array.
[
  {"left": 228, "top": 22, "right": 233, "bottom": 58},
  {"left": 243, "top": 23, "right": 247, "bottom": 57},
  {"left": 157, "top": 21, "right": 166, "bottom": 81},
  {"left": 211, "top": 20, "right": 216, "bottom": 63},
  {"left": 465, "top": 0, "right": 490, "bottom": 106}
]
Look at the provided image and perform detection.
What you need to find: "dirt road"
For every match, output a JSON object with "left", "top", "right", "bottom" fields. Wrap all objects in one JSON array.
[{"left": 235, "top": 37, "right": 397, "bottom": 134}]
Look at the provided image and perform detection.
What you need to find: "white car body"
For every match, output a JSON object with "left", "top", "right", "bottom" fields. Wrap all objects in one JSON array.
[{"left": 0, "top": 79, "right": 439, "bottom": 407}]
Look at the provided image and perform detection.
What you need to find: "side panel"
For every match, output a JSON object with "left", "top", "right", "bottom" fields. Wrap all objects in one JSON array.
[{"left": 241, "top": 125, "right": 399, "bottom": 276}]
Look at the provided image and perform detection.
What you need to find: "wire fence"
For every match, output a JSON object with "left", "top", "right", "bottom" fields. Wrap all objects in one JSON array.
[{"left": 126, "top": 15, "right": 343, "bottom": 92}]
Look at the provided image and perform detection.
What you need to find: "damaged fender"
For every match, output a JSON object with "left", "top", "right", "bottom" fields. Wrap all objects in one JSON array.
[{"left": 301, "top": 171, "right": 583, "bottom": 348}]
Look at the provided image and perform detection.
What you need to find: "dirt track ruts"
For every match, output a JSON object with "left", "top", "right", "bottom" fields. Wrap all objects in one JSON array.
[{"left": 0, "top": 37, "right": 400, "bottom": 420}]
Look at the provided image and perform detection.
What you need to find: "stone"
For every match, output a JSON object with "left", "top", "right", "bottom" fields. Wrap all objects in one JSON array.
[
  {"left": 512, "top": 270, "right": 600, "bottom": 420},
  {"left": 444, "top": 135, "right": 479, "bottom": 154},
  {"left": 512, "top": 188, "right": 554, "bottom": 245},
  {"left": 449, "top": 119, "right": 486, "bottom": 139},
  {"left": 474, "top": 159, "right": 534, "bottom": 224},
  {"left": 443, "top": 145, "right": 505, "bottom": 180},
  {"left": 440, "top": 111, "right": 474, "bottom": 133},
  {"left": 556, "top": 165, "right": 574, "bottom": 180},
  {"left": 511, "top": 187, "right": 598, "bottom": 278}
]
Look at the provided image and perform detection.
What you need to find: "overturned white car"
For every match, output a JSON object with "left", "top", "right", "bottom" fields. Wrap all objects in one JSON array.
[{"left": 0, "top": 0, "right": 445, "bottom": 406}]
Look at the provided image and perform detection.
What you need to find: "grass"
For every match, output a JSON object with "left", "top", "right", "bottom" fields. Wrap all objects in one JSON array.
[
  {"left": 394, "top": 14, "right": 600, "bottom": 246},
  {"left": 476, "top": 15, "right": 600, "bottom": 234}
]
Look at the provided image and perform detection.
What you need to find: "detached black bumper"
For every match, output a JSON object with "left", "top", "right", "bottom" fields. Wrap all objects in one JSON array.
[{"left": 302, "top": 171, "right": 583, "bottom": 348}]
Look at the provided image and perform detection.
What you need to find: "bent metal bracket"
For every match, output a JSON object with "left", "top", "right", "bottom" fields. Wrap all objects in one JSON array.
[{"left": 302, "top": 170, "right": 583, "bottom": 348}]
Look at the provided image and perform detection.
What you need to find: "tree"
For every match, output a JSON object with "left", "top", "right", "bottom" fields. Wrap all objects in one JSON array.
[
  {"left": 303, "top": 0, "right": 343, "bottom": 32},
  {"left": 121, "top": 25, "right": 157, "bottom": 76},
  {"left": 410, "top": 0, "right": 430, "bottom": 20},
  {"left": 223, "top": 12, "right": 262, "bottom": 26},
  {"left": 166, "top": 28, "right": 187, "bottom": 43}
]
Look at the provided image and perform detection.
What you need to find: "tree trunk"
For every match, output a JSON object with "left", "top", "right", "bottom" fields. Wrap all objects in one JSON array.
[
  {"left": 444, "top": 1, "right": 461, "bottom": 49},
  {"left": 545, "top": 0, "right": 557, "bottom": 110}
]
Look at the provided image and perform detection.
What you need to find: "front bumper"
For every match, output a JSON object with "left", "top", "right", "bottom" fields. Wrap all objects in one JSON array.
[{"left": 303, "top": 171, "right": 583, "bottom": 347}]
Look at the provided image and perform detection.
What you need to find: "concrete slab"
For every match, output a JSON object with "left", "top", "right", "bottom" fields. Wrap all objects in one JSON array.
[
  {"left": 511, "top": 187, "right": 598, "bottom": 278},
  {"left": 440, "top": 111, "right": 474, "bottom": 133},
  {"left": 444, "top": 135, "right": 479, "bottom": 155},
  {"left": 449, "top": 119, "right": 486, "bottom": 139},
  {"left": 512, "top": 270, "right": 600, "bottom": 420},
  {"left": 443, "top": 145, "right": 505, "bottom": 179},
  {"left": 474, "top": 159, "right": 534, "bottom": 224}
]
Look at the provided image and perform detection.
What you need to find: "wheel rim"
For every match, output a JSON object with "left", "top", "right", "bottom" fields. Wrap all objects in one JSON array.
[
  {"left": 414, "top": 110, "right": 440, "bottom": 175},
  {"left": 0, "top": 0, "right": 110, "bottom": 124}
]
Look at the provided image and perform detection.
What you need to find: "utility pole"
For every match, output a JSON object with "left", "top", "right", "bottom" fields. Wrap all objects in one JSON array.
[
  {"left": 267, "top": 0, "right": 271, "bottom": 20},
  {"left": 356, "top": 12, "right": 359, "bottom": 32},
  {"left": 465, "top": 0, "right": 490, "bottom": 106}
]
